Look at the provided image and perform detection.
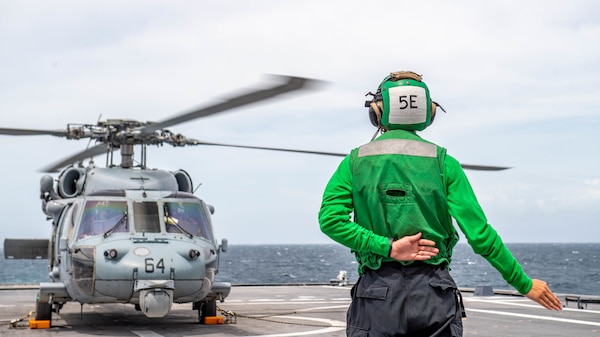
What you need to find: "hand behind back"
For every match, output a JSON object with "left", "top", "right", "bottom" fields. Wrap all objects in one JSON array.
[{"left": 390, "top": 232, "right": 439, "bottom": 261}]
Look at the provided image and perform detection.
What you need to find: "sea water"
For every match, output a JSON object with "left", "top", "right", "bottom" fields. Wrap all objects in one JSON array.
[{"left": 1, "top": 243, "right": 599, "bottom": 296}]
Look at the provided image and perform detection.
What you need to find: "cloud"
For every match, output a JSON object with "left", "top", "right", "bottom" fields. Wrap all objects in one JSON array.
[{"left": 0, "top": 0, "right": 598, "bottom": 244}]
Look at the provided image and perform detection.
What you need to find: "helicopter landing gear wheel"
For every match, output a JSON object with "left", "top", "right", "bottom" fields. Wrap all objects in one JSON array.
[
  {"left": 35, "top": 297, "right": 52, "bottom": 321},
  {"left": 194, "top": 299, "right": 217, "bottom": 324}
]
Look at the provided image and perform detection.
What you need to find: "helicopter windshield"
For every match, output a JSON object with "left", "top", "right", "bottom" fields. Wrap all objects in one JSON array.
[
  {"left": 133, "top": 201, "right": 161, "bottom": 233},
  {"left": 78, "top": 200, "right": 128, "bottom": 239},
  {"left": 164, "top": 201, "right": 213, "bottom": 241}
]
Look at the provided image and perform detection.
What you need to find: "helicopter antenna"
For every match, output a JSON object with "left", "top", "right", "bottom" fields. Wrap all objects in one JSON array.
[{"left": 193, "top": 182, "right": 203, "bottom": 194}]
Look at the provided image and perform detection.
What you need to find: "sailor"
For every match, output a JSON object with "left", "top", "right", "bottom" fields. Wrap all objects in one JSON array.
[{"left": 318, "top": 71, "right": 563, "bottom": 336}]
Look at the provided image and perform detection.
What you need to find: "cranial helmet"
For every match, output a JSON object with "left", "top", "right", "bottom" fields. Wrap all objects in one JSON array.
[{"left": 365, "top": 71, "right": 444, "bottom": 131}]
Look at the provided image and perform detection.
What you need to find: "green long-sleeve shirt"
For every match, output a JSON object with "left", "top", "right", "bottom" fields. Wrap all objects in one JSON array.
[{"left": 318, "top": 130, "right": 533, "bottom": 295}]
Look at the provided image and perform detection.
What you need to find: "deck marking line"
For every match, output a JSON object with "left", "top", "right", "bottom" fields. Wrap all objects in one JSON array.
[
  {"left": 467, "top": 298, "right": 600, "bottom": 314},
  {"left": 467, "top": 308, "right": 600, "bottom": 327},
  {"left": 295, "top": 305, "right": 349, "bottom": 312},
  {"left": 241, "top": 315, "right": 346, "bottom": 337},
  {"left": 225, "top": 301, "right": 349, "bottom": 306},
  {"left": 131, "top": 329, "right": 165, "bottom": 337}
]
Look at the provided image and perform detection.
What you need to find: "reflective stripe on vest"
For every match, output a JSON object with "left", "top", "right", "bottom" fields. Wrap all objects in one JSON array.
[{"left": 358, "top": 139, "right": 437, "bottom": 158}]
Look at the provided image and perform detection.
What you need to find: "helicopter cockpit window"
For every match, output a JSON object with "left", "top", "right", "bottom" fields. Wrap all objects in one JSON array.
[
  {"left": 164, "top": 201, "right": 214, "bottom": 241},
  {"left": 78, "top": 200, "right": 128, "bottom": 239},
  {"left": 133, "top": 201, "right": 161, "bottom": 233}
]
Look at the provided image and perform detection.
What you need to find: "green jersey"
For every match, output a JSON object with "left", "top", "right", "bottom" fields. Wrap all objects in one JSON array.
[{"left": 318, "top": 130, "right": 533, "bottom": 295}]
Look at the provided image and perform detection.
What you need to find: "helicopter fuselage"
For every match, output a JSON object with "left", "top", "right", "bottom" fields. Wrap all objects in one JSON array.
[
  {"left": 36, "top": 166, "right": 229, "bottom": 320},
  {"left": 0, "top": 76, "right": 324, "bottom": 325}
]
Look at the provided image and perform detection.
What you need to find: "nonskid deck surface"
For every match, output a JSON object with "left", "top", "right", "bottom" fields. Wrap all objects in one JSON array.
[{"left": 1, "top": 285, "right": 599, "bottom": 336}]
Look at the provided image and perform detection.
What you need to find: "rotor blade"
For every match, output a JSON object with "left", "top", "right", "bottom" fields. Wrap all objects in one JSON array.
[
  {"left": 40, "top": 144, "right": 109, "bottom": 172},
  {"left": 191, "top": 141, "right": 510, "bottom": 171},
  {"left": 140, "top": 75, "right": 324, "bottom": 134},
  {"left": 190, "top": 141, "right": 348, "bottom": 157},
  {"left": 0, "top": 127, "right": 68, "bottom": 137},
  {"left": 460, "top": 164, "right": 511, "bottom": 171}
]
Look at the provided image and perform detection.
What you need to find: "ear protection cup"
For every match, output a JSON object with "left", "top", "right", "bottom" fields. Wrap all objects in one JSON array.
[
  {"left": 368, "top": 101, "right": 383, "bottom": 127},
  {"left": 430, "top": 101, "right": 446, "bottom": 125}
]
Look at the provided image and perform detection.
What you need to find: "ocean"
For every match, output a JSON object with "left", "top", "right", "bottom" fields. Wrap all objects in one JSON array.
[{"left": 1, "top": 243, "right": 599, "bottom": 296}]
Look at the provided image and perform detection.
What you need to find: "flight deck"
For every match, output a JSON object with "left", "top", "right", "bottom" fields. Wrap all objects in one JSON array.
[{"left": 1, "top": 284, "right": 599, "bottom": 336}]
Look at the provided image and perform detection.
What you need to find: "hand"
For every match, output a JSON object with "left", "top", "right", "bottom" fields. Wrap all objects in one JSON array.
[
  {"left": 389, "top": 232, "right": 439, "bottom": 261},
  {"left": 525, "top": 279, "right": 563, "bottom": 310}
]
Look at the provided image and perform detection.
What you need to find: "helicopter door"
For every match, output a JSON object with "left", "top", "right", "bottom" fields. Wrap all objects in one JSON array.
[
  {"left": 53, "top": 203, "right": 77, "bottom": 268},
  {"left": 133, "top": 202, "right": 161, "bottom": 233}
]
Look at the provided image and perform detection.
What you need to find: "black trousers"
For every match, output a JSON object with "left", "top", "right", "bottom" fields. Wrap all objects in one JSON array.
[{"left": 347, "top": 262, "right": 463, "bottom": 337}]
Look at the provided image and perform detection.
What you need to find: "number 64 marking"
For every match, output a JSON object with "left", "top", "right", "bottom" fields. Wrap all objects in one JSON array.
[{"left": 145, "top": 258, "right": 166, "bottom": 273}]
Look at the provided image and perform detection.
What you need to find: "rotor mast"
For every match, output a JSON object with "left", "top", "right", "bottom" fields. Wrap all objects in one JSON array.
[
  {"left": 120, "top": 144, "right": 135, "bottom": 169},
  {"left": 114, "top": 143, "right": 148, "bottom": 169}
]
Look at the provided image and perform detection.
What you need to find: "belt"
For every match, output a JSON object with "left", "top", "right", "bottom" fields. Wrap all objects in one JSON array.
[{"left": 379, "top": 260, "right": 446, "bottom": 269}]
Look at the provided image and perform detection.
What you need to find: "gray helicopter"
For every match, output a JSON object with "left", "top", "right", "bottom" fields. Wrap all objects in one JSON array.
[
  {"left": 0, "top": 75, "right": 331, "bottom": 325},
  {"left": 1, "top": 75, "right": 508, "bottom": 326}
]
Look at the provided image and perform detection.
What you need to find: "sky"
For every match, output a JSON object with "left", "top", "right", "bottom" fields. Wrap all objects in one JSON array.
[{"left": 0, "top": 0, "right": 598, "bottom": 245}]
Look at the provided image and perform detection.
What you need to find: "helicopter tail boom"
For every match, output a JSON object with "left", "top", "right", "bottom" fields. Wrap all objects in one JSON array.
[{"left": 3, "top": 239, "right": 49, "bottom": 259}]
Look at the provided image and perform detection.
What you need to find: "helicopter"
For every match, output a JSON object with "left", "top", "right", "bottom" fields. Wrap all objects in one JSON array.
[{"left": 1, "top": 74, "right": 508, "bottom": 326}]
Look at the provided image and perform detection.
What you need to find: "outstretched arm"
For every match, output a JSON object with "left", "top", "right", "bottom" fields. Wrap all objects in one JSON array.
[
  {"left": 389, "top": 232, "right": 439, "bottom": 261},
  {"left": 525, "top": 279, "right": 563, "bottom": 310}
]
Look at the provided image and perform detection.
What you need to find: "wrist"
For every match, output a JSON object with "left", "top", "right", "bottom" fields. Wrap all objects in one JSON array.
[{"left": 388, "top": 237, "right": 395, "bottom": 257}]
